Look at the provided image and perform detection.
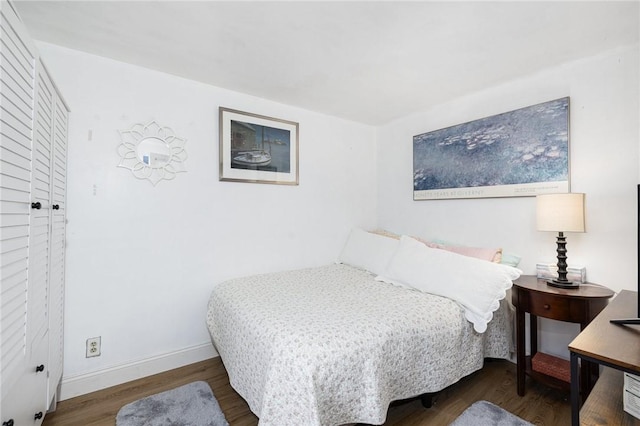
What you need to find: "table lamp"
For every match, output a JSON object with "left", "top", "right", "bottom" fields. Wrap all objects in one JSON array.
[{"left": 536, "top": 193, "right": 585, "bottom": 289}]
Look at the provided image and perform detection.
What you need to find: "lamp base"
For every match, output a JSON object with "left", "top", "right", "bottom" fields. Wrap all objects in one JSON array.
[{"left": 546, "top": 279, "right": 580, "bottom": 289}]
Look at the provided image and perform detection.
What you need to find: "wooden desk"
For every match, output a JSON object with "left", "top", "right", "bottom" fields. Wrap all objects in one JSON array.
[
  {"left": 569, "top": 290, "right": 640, "bottom": 426},
  {"left": 513, "top": 276, "right": 614, "bottom": 397}
]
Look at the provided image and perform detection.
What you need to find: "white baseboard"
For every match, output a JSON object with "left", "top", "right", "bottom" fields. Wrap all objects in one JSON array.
[{"left": 59, "top": 342, "right": 219, "bottom": 401}]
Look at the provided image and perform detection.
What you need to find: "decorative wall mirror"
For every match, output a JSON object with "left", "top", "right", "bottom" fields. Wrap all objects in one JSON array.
[{"left": 117, "top": 120, "right": 188, "bottom": 186}]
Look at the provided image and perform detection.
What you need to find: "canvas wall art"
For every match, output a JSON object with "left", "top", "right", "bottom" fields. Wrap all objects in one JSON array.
[{"left": 413, "top": 97, "right": 570, "bottom": 200}]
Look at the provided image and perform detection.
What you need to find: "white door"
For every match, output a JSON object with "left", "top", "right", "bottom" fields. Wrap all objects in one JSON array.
[
  {"left": 1, "top": 1, "right": 47, "bottom": 424},
  {"left": 46, "top": 69, "right": 68, "bottom": 406}
]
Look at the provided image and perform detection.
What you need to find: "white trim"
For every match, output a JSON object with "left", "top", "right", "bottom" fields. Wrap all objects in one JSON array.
[{"left": 59, "top": 342, "right": 218, "bottom": 401}]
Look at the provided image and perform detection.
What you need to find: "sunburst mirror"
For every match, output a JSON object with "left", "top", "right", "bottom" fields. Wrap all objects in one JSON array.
[{"left": 117, "top": 121, "right": 188, "bottom": 186}]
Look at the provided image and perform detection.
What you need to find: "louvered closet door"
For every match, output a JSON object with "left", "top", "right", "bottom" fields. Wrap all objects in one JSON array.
[
  {"left": 1, "top": 0, "right": 46, "bottom": 424},
  {"left": 47, "top": 72, "right": 67, "bottom": 404},
  {"left": 28, "top": 59, "right": 55, "bottom": 406}
]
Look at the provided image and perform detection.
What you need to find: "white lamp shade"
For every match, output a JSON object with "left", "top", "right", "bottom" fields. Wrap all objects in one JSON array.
[{"left": 536, "top": 193, "right": 585, "bottom": 233}]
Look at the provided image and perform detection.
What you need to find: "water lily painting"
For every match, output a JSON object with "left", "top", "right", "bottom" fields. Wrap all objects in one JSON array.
[
  {"left": 413, "top": 97, "right": 570, "bottom": 200},
  {"left": 219, "top": 107, "right": 299, "bottom": 185}
]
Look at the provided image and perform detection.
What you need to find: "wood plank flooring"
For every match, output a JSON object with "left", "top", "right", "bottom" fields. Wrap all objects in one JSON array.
[{"left": 43, "top": 357, "right": 570, "bottom": 426}]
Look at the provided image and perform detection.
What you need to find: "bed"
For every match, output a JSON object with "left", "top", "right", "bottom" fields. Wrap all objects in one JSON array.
[{"left": 206, "top": 231, "right": 521, "bottom": 426}]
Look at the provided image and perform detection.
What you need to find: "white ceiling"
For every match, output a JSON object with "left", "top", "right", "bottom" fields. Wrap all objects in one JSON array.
[{"left": 12, "top": 1, "right": 640, "bottom": 125}]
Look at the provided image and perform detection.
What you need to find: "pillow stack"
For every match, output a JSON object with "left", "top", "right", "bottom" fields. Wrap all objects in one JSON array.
[{"left": 337, "top": 228, "right": 522, "bottom": 333}]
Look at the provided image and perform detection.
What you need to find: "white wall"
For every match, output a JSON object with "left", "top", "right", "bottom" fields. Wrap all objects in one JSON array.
[
  {"left": 377, "top": 43, "right": 640, "bottom": 358},
  {"left": 37, "top": 43, "right": 378, "bottom": 398}
]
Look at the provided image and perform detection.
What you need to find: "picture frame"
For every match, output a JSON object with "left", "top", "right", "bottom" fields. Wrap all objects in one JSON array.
[
  {"left": 219, "top": 107, "right": 299, "bottom": 185},
  {"left": 413, "top": 97, "right": 570, "bottom": 200}
]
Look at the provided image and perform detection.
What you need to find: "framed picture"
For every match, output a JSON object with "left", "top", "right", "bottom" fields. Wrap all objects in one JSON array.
[
  {"left": 219, "top": 107, "right": 299, "bottom": 185},
  {"left": 413, "top": 97, "right": 570, "bottom": 200}
]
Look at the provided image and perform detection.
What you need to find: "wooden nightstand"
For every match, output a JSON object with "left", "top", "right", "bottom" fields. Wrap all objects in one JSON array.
[{"left": 512, "top": 275, "right": 614, "bottom": 398}]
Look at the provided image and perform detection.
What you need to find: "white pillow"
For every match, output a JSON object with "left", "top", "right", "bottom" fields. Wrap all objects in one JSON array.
[
  {"left": 337, "top": 228, "right": 400, "bottom": 276},
  {"left": 376, "top": 235, "right": 521, "bottom": 333}
]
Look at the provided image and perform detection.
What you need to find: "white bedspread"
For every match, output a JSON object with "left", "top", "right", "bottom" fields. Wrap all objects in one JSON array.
[{"left": 206, "top": 264, "right": 513, "bottom": 426}]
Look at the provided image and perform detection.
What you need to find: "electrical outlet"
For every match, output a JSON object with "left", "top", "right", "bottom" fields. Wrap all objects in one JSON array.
[{"left": 86, "top": 337, "right": 101, "bottom": 358}]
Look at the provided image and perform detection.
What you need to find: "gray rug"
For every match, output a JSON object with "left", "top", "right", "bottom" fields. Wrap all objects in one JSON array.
[
  {"left": 450, "top": 401, "right": 533, "bottom": 426},
  {"left": 116, "top": 381, "right": 229, "bottom": 426}
]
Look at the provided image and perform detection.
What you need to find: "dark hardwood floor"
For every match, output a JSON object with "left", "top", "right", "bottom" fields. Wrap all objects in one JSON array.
[{"left": 43, "top": 357, "right": 570, "bottom": 426}]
